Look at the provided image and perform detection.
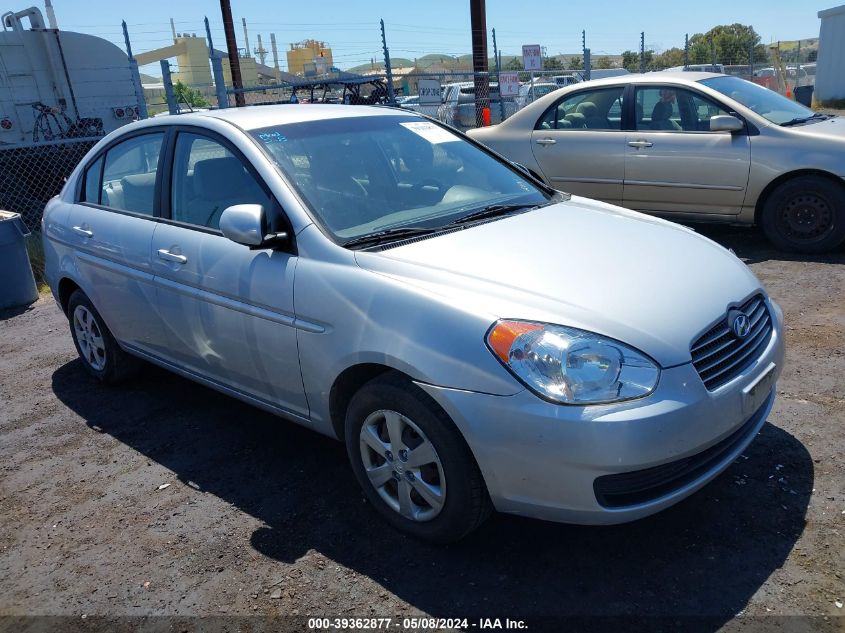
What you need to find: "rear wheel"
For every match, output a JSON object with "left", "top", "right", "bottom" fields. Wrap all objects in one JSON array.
[
  {"left": 345, "top": 373, "right": 491, "bottom": 543},
  {"left": 67, "top": 289, "right": 139, "bottom": 384},
  {"left": 761, "top": 176, "right": 845, "bottom": 253}
]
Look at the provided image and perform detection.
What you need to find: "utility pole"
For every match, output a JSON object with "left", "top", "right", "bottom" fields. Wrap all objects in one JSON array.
[
  {"left": 380, "top": 19, "right": 396, "bottom": 104},
  {"left": 241, "top": 18, "right": 250, "bottom": 58},
  {"left": 684, "top": 33, "right": 689, "bottom": 69},
  {"left": 206, "top": 16, "right": 229, "bottom": 108},
  {"left": 492, "top": 27, "right": 505, "bottom": 122},
  {"left": 220, "top": 0, "right": 245, "bottom": 106},
  {"left": 711, "top": 37, "right": 717, "bottom": 67},
  {"left": 470, "top": 0, "right": 489, "bottom": 127},
  {"left": 270, "top": 33, "right": 281, "bottom": 82},
  {"left": 749, "top": 39, "right": 754, "bottom": 76},
  {"left": 582, "top": 30, "right": 590, "bottom": 80},
  {"left": 122, "top": 21, "right": 148, "bottom": 118},
  {"left": 255, "top": 34, "right": 268, "bottom": 65},
  {"left": 640, "top": 31, "right": 645, "bottom": 73}
]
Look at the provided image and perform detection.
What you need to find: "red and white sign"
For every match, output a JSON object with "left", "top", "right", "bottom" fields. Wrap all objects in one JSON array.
[
  {"left": 499, "top": 72, "right": 520, "bottom": 96},
  {"left": 522, "top": 45, "right": 543, "bottom": 71}
]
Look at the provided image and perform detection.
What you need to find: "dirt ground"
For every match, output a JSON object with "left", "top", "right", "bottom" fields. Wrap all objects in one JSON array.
[{"left": 0, "top": 224, "right": 843, "bottom": 633}]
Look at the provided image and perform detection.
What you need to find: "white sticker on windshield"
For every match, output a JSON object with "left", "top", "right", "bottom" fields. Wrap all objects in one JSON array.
[{"left": 400, "top": 121, "right": 459, "bottom": 144}]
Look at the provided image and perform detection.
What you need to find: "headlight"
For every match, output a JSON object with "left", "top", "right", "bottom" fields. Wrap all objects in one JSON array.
[{"left": 486, "top": 320, "right": 660, "bottom": 405}]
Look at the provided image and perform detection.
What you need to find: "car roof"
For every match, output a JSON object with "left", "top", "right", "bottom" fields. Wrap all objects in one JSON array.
[
  {"left": 568, "top": 71, "right": 723, "bottom": 87},
  {"left": 151, "top": 103, "right": 414, "bottom": 131}
]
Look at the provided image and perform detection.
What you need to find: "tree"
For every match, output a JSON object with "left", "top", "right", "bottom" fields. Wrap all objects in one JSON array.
[
  {"left": 504, "top": 57, "right": 523, "bottom": 71},
  {"left": 621, "top": 50, "right": 640, "bottom": 72},
  {"left": 543, "top": 56, "right": 565, "bottom": 70},
  {"left": 568, "top": 56, "right": 583, "bottom": 70},
  {"left": 651, "top": 47, "right": 685, "bottom": 70},
  {"left": 595, "top": 56, "right": 614, "bottom": 69},
  {"left": 621, "top": 50, "right": 654, "bottom": 72},
  {"left": 688, "top": 24, "right": 767, "bottom": 66},
  {"left": 173, "top": 80, "right": 209, "bottom": 108}
]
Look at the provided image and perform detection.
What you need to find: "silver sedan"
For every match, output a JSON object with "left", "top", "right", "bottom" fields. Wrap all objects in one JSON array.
[
  {"left": 43, "top": 104, "right": 783, "bottom": 542},
  {"left": 469, "top": 72, "right": 845, "bottom": 253}
]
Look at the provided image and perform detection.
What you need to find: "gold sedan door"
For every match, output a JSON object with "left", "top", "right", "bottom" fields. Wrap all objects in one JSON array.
[
  {"left": 529, "top": 86, "right": 626, "bottom": 205},
  {"left": 623, "top": 85, "right": 751, "bottom": 218}
]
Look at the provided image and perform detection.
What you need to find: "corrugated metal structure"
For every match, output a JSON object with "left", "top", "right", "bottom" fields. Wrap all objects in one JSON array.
[{"left": 816, "top": 4, "right": 845, "bottom": 104}]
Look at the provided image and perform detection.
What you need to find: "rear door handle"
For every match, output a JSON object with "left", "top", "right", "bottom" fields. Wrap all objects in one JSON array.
[
  {"left": 157, "top": 249, "right": 187, "bottom": 265},
  {"left": 535, "top": 138, "right": 557, "bottom": 145},
  {"left": 72, "top": 226, "right": 93, "bottom": 238},
  {"left": 627, "top": 140, "right": 653, "bottom": 148}
]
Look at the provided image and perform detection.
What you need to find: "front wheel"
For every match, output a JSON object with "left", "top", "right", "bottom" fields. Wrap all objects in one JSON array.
[
  {"left": 761, "top": 176, "right": 845, "bottom": 253},
  {"left": 345, "top": 373, "right": 491, "bottom": 543}
]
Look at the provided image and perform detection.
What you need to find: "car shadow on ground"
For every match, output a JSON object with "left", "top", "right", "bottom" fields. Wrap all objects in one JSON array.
[
  {"left": 685, "top": 224, "right": 845, "bottom": 266},
  {"left": 52, "top": 359, "right": 813, "bottom": 628}
]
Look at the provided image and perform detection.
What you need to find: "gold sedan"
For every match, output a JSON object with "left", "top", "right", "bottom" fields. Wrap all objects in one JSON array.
[{"left": 469, "top": 72, "right": 845, "bottom": 253}]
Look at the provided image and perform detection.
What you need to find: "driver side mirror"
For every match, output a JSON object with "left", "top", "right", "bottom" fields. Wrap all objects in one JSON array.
[
  {"left": 220, "top": 204, "right": 289, "bottom": 250},
  {"left": 710, "top": 114, "right": 744, "bottom": 133}
]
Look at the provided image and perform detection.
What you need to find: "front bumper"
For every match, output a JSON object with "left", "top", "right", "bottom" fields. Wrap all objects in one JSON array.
[{"left": 418, "top": 301, "right": 785, "bottom": 525}]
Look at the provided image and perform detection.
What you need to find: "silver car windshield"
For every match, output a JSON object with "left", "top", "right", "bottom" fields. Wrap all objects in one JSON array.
[
  {"left": 699, "top": 76, "right": 814, "bottom": 126},
  {"left": 250, "top": 115, "right": 550, "bottom": 243}
]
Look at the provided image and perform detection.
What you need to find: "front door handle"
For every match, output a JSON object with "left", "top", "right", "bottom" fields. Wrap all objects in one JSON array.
[
  {"left": 157, "top": 249, "right": 187, "bottom": 265},
  {"left": 72, "top": 226, "right": 93, "bottom": 238},
  {"left": 535, "top": 138, "right": 557, "bottom": 145},
  {"left": 627, "top": 140, "right": 653, "bottom": 148}
]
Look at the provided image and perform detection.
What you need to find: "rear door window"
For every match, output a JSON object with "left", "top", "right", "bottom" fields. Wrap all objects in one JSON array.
[
  {"left": 100, "top": 133, "right": 165, "bottom": 215},
  {"left": 536, "top": 87, "right": 625, "bottom": 131}
]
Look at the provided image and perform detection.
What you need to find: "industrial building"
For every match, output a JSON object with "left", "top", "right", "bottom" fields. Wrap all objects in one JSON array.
[
  {"left": 286, "top": 40, "right": 333, "bottom": 76},
  {"left": 816, "top": 4, "right": 845, "bottom": 104}
]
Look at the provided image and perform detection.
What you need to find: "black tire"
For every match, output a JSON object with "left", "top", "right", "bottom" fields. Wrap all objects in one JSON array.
[
  {"left": 345, "top": 373, "right": 491, "bottom": 543},
  {"left": 67, "top": 289, "right": 139, "bottom": 384},
  {"left": 761, "top": 176, "right": 845, "bottom": 253}
]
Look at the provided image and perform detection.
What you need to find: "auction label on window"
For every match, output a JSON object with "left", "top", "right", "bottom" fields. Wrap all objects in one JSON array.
[{"left": 400, "top": 121, "right": 459, "bottom": 144}]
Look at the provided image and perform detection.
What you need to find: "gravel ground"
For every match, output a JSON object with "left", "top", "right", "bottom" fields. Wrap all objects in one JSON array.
[{"left": 0, "top": 225, "right": 843, "bottom": 633}]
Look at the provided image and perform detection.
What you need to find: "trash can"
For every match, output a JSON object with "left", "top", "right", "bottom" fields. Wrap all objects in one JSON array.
[
  {"left": 0, "top": 210, "right": 39, "bottom": 310},
  {"left": 794, "top": 85, "right": 814, "bottom": 107}
]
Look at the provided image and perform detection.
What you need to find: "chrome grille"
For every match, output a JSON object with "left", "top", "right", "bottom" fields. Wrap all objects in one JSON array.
[{"left": 691, "top": 294, "right": 773, "bottom": 391}]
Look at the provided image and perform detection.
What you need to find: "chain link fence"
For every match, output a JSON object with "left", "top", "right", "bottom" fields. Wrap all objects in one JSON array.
[
  {"left": 2, "top": 21, "right": 823, "bottom": 236},
  {"left": 0, "top": 138, "right": 99, "bottom": 231}
]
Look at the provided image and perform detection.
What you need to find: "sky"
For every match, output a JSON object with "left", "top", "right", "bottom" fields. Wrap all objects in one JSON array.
[{"left": 48, "top": 0, "right": 832, "bottom": 74}]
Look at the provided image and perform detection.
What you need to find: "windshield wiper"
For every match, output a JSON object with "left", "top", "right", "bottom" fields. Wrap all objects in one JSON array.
[
  {"left": 781, "top": 112, "right": 829, "bottom": 127},
  {"left": 447, "top": 203, "right": 541, "bottom": 226},
  {"left": 342, "top": 226, "right": 438, "bottom": 249}
]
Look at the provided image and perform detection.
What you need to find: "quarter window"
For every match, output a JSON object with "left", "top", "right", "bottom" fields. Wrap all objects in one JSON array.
[
  {"left": 82, "top": 156, "right": 103, "bottom": 204},
  {"left": 536, "top": 87, "right": 625, "bottom": 131},
  {"left": 100, "top": 133, "right": 164, "bottom": 215},
  {"left": 170, "top": 133, "right": 272, "bottom": 230}
]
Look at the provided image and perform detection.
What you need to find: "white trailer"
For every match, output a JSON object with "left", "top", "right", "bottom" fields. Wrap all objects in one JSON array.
[{"left": 0, "top": 6, "right": 141, "bottom": 148}]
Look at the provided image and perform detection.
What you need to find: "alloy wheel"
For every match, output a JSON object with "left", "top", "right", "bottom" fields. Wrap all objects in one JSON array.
[
  {"left": 359, "top": 409, "right": 446, "bottom": 522},
  {"left": 73, "top": 305, "right": 107, "bottom": 371}
]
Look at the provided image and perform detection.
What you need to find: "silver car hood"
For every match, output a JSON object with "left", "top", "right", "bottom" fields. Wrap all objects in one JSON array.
[
  {"left": 354, "top": 196, "right": 762, "bottom": 367},
  {"left": 788, "top": 115, "right": 845, "bottom": 140}
]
